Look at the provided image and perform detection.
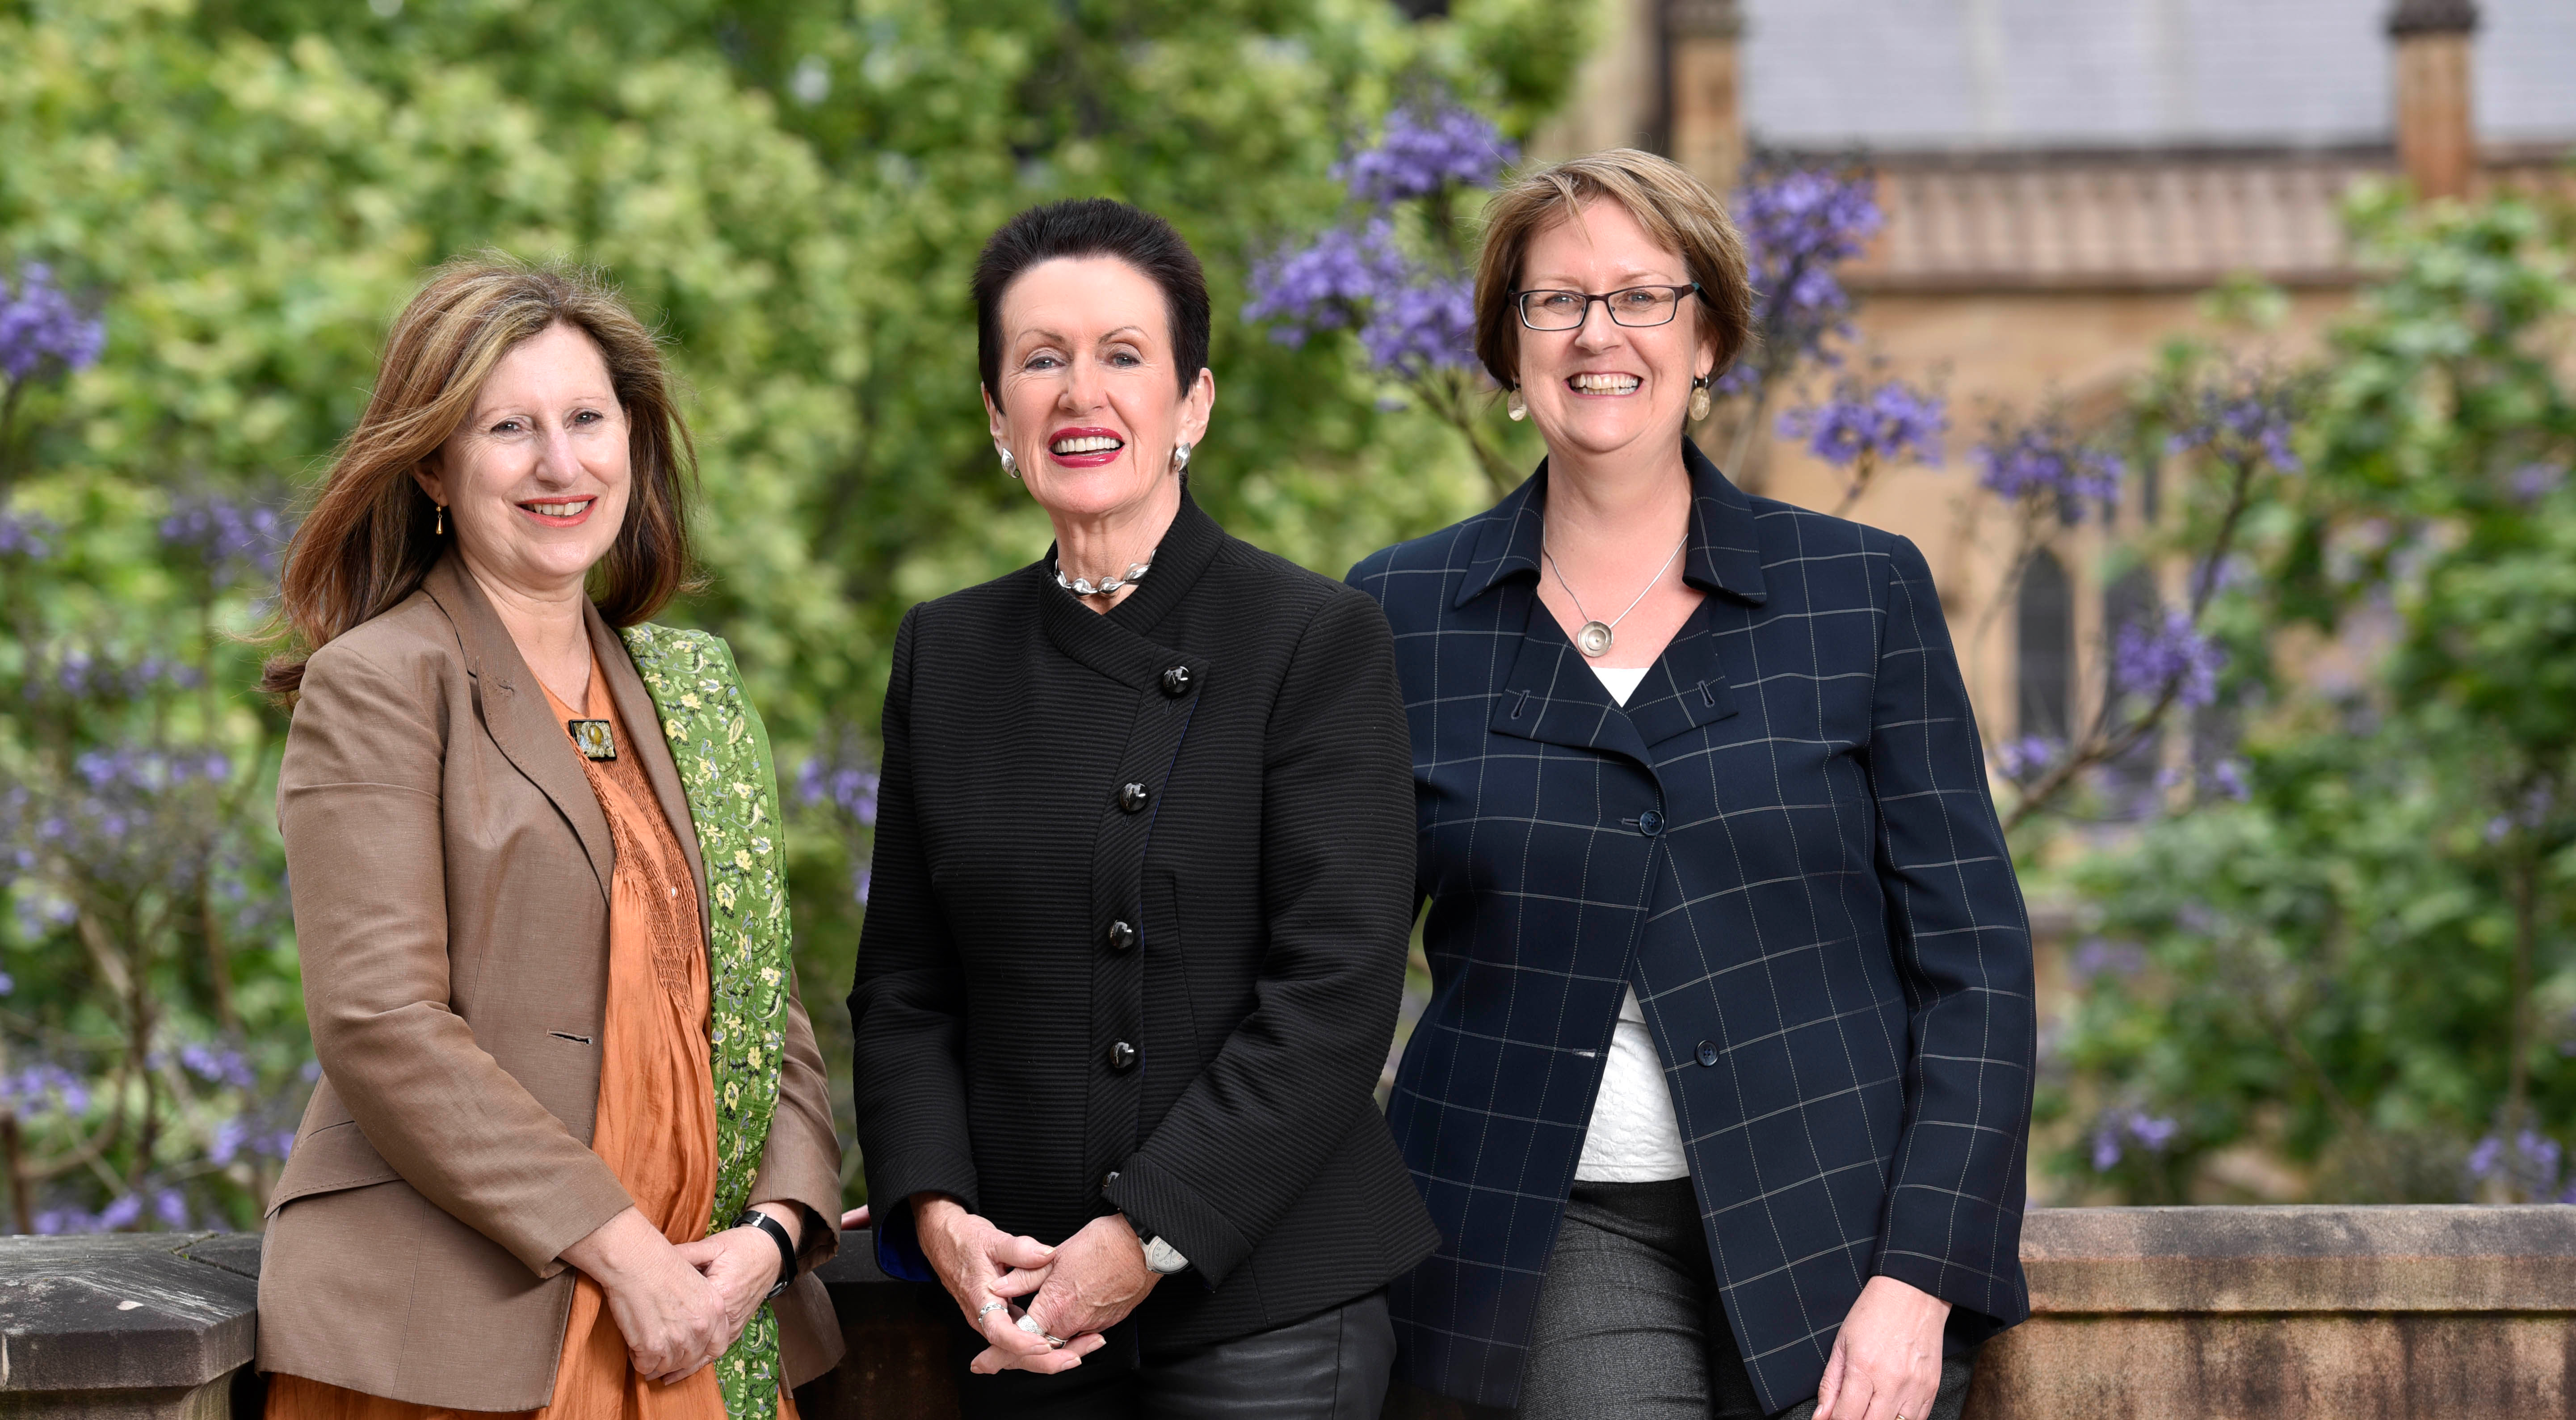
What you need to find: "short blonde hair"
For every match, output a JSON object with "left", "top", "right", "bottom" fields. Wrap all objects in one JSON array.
[{"left": 1472, "top": 148, "right": 1753, "bottom": 392}]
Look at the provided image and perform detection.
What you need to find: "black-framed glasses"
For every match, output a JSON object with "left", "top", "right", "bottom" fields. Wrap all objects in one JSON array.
[{"left": 1513, "top": 282, "right": 1702, "bottom": 332}]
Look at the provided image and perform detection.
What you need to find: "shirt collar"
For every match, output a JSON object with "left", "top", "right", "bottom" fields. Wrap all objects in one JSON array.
[{"left": 1454, "top": 438, "right": 1768, "bottom": 609}]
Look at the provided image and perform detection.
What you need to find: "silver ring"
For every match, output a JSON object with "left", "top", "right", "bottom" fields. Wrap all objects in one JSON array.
[{"left": 975, "top": 1301, "right": 1007, "bottom": 1323}]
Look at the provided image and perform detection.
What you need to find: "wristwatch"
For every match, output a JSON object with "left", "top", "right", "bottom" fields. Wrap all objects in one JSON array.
[
  {"left": 736, "top": 1209, "right": 799, "bottom": 1300},
  {"left": 1139, "top": 1232, "right": 1191, "bottom": 1276}
]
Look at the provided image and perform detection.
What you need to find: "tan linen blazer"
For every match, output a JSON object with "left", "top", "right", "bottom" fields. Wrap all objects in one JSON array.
[{"left": 257, "top": 556, "right": 846, "bottom": 1409}]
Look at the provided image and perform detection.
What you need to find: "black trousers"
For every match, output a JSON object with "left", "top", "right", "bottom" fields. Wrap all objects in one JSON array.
[
  {"left": 954, "top": 1289, "right": 1396, "bottom": 1420},
  {"left": 1503, "top": 1180, "right": 1975, "bottom": 1420}
]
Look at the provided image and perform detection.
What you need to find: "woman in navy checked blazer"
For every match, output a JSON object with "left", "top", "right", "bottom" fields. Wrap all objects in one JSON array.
[{"left": 1352, "top": 150, "right": 2035, "bottom": 1420}]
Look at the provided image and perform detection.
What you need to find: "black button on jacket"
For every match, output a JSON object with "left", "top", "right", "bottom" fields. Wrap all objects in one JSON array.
[{"left": 851, "top": 493, "right": 1439, "bottom": 1350}]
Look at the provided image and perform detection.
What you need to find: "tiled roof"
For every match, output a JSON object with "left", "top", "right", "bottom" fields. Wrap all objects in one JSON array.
[
  {"left": 1841, "top": 144, "right": 2574, "bottom": 291},
  {"left": 1743, "top": 0, "right": 2576, "bottom": 152}
]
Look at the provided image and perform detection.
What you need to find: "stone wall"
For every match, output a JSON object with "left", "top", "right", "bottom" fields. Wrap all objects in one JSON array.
[{"left": 8, "top": 1208, "right": 2571, "bottom": 1419}]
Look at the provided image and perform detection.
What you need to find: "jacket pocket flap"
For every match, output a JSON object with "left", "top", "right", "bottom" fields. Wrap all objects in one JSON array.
[{"left": 268, "top": 1119, "right": 403, "bottom": 1215}]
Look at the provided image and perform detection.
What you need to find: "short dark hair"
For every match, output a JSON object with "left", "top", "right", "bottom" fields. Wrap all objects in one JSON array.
[{"left": 973, "top": 198, "right": 1211, "bottom": 399}]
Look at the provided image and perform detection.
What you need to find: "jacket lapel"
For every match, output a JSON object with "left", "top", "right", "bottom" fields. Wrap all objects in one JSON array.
[
  {"left": 1487, "top": 581, "right": 1656, "bottom": 767},
  {"left": 1472, "top": 440, "right": 1763, "bottom": 762},
  {"left": 423, "top": 556, "right": 614, "bottom": 903},
  {"left": 1039, "top": 490, "right": 1226, "bottom": 694},
  {"left": 592, "top": 609, "right": 711, "bottom": 940},
  {"left": 1623, "top": 607, "right": 1742, "bottom": 748}
]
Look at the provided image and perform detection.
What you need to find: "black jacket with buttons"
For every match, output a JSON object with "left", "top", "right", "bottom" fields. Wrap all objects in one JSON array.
[{"left": 850, "top": 491, "right": 1440, "bottom": 1348}]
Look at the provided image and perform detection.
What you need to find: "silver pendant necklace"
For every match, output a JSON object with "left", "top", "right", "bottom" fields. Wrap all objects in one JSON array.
[
  {"left": 1055, "top": 556, "right": 1151, "bottom": 598},
  {"left": 1542, "top": 534, "right": 1687, "bottom": 659}
]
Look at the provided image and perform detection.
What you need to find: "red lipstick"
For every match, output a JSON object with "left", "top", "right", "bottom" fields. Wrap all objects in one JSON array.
[{"left": 1046, "top": 426, "right": 1127, "bottom": 469}]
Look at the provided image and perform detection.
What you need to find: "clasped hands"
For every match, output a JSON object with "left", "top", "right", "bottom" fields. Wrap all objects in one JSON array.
[
  {"left": 889, "top": 1193, "right": 1158, "bottom": 1374},
  {"left": 562, "top": 1203, "right": 799, "bottom": 1385}
]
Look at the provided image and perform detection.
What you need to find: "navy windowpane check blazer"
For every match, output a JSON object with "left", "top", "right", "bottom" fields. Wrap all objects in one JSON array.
[{"left": 1347, "top": 442, "right": 2035, "bottom": 1413}]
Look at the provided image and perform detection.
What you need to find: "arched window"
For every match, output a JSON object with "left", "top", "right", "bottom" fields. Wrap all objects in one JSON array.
[{"left": 2017, "top": 550, "right": 2072, "bottom": 743}]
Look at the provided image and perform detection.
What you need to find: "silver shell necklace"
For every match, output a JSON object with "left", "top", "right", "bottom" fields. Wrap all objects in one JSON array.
[
  {"left": 1542, "top": 534, "right": 1687, "bottom": 658},
  {"left": 1055, "top": 556, "right": 1150, "bottom": 598}
]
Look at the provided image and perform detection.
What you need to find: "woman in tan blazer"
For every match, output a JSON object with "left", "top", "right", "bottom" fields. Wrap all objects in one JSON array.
[{"left": 255, "top": 257, "right": 844, "bottom": 1420}]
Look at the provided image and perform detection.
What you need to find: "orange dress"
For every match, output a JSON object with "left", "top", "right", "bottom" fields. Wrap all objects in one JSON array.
[{"left": 270, "top": 658, "right": 796, "bottom": 1420}]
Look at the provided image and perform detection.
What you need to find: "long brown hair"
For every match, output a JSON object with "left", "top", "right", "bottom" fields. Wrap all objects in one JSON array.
[{"left": 262, "top": 255, "right": 698, "bottom": 699}]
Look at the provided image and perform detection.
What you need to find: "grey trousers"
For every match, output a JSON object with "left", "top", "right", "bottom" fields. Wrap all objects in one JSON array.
[
  {"left": 1510, "top": 1180, "right": 1974, "bottom": 1420},
  {"left": 955, "top": 1289, "right": 1396, "bottom": 1420}
]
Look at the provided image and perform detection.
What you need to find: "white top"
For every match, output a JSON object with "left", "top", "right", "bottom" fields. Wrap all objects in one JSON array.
[
  {"left": 1575, "top": 663, "right": 1689, "bottom": 1183},
  {"left": 1590, "top": 665, "right": 1650, "bottom": 705}
]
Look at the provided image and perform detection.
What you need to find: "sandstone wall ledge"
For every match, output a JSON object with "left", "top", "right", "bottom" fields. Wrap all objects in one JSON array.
[{"left": 6, "top": 1207, "right": 2571, "bottom": 1420}]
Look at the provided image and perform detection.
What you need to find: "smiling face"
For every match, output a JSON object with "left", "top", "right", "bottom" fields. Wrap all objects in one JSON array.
[
  {"left": 986, "top": 255, "right": 1213, "bottom": 529},
  {"left": 415, "top": 321, "right": 632, "bottom": 601},
  {"left": 1513, "top": 198, "right": 1713, "bottom": 464}
]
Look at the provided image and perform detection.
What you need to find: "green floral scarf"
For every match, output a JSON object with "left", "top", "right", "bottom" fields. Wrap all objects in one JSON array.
[{"left": 621, "top": 623, "right": 794, "bottom": 1420}]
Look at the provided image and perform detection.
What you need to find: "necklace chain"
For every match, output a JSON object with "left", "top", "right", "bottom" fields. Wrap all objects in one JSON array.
[
  {"left": 1055, "top": 556, "right": 1151, "bottom": 598},
  {"left": 1543, "top": 533, "right": 1687, "bottom": 657}
]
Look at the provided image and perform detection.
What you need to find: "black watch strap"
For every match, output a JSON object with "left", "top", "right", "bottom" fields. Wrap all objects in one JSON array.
[{"left": 737, "top": 1209, "right": 798, "bottom": 1300}]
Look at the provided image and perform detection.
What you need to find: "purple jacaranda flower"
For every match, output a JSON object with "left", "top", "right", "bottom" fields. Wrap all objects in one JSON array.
[
  {"left": 2170, "top": 378, "right": 2302, "bottom": 472},
  {"left": 209, "top": 1116, "right": 250, "bottom": 1166},
  {"left": 1975, "top": 415, "right": 2124, "bottom": 518},
  {"left": 850, "top": 865, "right": 873, "bottom": 907},
  {"left": 1723, "top": 164, "right": 1883, "bottom": 393},
  {"left": 176, "top": 1041, "right": 256, "bottom": 1090},
  {"left": 2468, "top": 1129, "right": 2563, "bottom": 1196},
  {"left": 160, "top": 493, "right": 288, "bottom": 589},
  {"left": 98, "top": 1193, "right": 143, "bottom": 1230},
  {"left": 2071, "top": 938, "right": 2146, "bottom": 982},
  {"left": 1244, "top": 219, "right": 1412, "bottom": 348},
  {"left": 1778, "top": 378, "right": 1946, "bottom": 469},
  {"left": 9, "top": 893, "right": 74, "bottom": 943},
  {"left": 1993, "top": 736, "right": 2059, "bottom": 782},
  {"left": 0, "top": 514, "right": 56, "bottom": 561},
  {"left": 2207, "top": 758, "right": 2251, "bottom": 801},
  {"left": 3, "top": 1063, "right": 92, "bottom": 1117},
  {"left": 2509, "top": 463, "right": 2565, "bottom": 504},
  {"left": 153, "top": 1188, "right": 190, "bottom": 1230},
  {"left": 1337, "top": 105, "right": 1517, "bottom": 206},
  {"left": 1358, "top": 274, "right": 1477, "bottom": 376},
  {"left": 1245, "top": 220, "right": 1478, "bottom": 375},
  {"left": 795, "top": 752, "right": 880, "bottom": 827},
  {"left": 2113, "top": 609, "right": 2226, "bottom": 709},
  {"left": 2092, "top": 1108, "right": 2181, "bottom": 1171},
  {"left": 50, "top": 649, "right": 202, "bottom": 702},
  {"left": 0, "top": 264, "right": 106, "bottom": 382}
]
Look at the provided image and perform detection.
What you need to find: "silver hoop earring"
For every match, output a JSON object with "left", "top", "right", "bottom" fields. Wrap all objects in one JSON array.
[
  {"left": 1171, "top": 442, "right": 1192, "bottom": 476},
  {"left": 997, "top": 445, "right": 1020, "bottom": 480}
]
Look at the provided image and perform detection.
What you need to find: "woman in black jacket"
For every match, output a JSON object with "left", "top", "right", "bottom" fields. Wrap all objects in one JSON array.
[{"left": 849, "top": 198, "right": 1439, "bottom": 1418}]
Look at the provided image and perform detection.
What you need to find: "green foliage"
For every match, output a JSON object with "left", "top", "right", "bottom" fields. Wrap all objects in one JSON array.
[
  {"left": 2049, "top": 190, "right": 2576, "bottom": 1203},
  {"left": 0, "top": 0, "right": 1594, "bottom": 1222}
]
